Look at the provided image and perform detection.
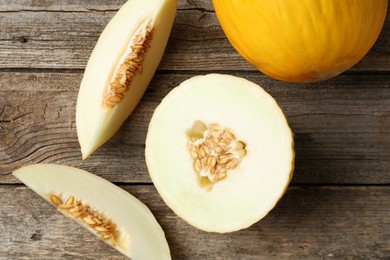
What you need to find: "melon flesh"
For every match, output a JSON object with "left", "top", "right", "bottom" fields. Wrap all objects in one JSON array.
[
  {"left": 145, "top": 74, "right": 294, "bottom": 233},
  {"left": 13, "top": 164, "right": 171, "bottom": 260},
  {"left": 76, "top": 0, "right": 177, "bottom": 159}
]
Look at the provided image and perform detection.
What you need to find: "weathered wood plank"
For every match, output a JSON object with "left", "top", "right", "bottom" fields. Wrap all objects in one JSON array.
[
  {"left": 0, "top": 0, "right": 209, "bottom": 11},
  {"left": 0, "top": 72, "right": 389, "bottom": 184},
  {"left": 0, "top": 185, "right": 388, "bottom": 259},
  {"left": 0, "top": 0, "right": 388, "bottom": 71}
]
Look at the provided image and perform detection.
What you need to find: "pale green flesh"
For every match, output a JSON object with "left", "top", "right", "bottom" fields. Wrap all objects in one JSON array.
[
  {"left": 146, "top": 74, "right": 294, "bottom": 233},
  {"left": 13, "top": 164, "right": 171, "bottom": 260},
  {"left": 76, "top": 0, "right": 177, "bottom": 159}
]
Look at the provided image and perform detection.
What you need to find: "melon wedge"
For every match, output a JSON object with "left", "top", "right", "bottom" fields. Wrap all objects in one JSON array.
[
  {"left": 13, "top": 164, "right": 171, "bottom": 260},
  {"left": 76, "top": 0, "right": 177, "bottom": 159},
  {"left": 145, "top": 74, "right": 294, "bottom": 233}
]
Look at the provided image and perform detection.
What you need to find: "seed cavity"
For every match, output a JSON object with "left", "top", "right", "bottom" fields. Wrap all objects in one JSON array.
[
  {"left": 186, "top": 121, "right": 248, "bottom": 188},
  {"left": 49, "top": 193, "right": 119, "bottom": 246},
  {"left": 102, "top": 21, "right": 154, "bottom": 110}
]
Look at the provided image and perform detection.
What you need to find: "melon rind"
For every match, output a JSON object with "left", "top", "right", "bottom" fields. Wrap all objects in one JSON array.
[{"left": 213, "top": 0, "right": 388, "bottom": 82}]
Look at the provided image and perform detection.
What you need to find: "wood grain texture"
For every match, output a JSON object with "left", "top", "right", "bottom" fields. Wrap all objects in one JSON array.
[
  {"left": 1, "top": 1, "right": 389, "bottom": 259},
  {"left": 0, "top": 185, "right": 388, "bottom": 259},
  {"left": 0, "top": 0, "right": 209, "bottom": 11},
  {"left": 0, "top": 0, "right": 389, "bottom": 71},
  {"left": 1, "top": 72, "right": 389, "bottom": 184}
]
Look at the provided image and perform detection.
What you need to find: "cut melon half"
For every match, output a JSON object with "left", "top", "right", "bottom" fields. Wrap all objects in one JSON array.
[
  {"left": 76, "top": 0, "right": 177, "bottom": 159},
  {"left": 145, "top": 74, "right": 294, "bottom": 233},
  {"left": 13, "top": 164, "right": 171, "bottom": 260}
]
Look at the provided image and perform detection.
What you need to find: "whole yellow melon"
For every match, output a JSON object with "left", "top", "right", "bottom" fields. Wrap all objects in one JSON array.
[{"left": 213, "top": 0, "right": 387, "bottom": 82}]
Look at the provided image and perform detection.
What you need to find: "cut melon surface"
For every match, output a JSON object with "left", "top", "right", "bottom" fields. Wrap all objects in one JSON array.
[
  {"left": 13, "top": 164, "right": 171, "bottom": 260},
  {"left": 145, "top": 74, "right": 294, "bottom": 233},
  {"left": 76, "top": 0, "right": 177, "bottom": 159}
]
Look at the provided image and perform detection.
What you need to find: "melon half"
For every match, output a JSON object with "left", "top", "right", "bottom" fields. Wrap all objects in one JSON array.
[
  {"left": 13, "top": 164, "right": 171, "bottom": 260},
  {"left": 145, "top": 74, "right": 294, "bottom": 233}
]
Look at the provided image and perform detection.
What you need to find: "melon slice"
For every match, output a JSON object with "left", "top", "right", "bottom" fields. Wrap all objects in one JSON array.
[
  {"left": 76, "top": 0, "right": 177, "bottom": 159},
  {"left": 13, "top": 164, "right": 171, "bottom": 260},
  {"left": 145, "top": 74, "right": 294, "bottom": 233}
]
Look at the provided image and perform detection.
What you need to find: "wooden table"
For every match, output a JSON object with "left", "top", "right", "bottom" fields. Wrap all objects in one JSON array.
[{"left": 1, "top": 1, "right": 389, "bottom": 259}]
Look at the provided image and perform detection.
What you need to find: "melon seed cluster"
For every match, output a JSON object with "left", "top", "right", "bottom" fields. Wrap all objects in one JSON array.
[
  {"left": 49, "top": 193, "right": 118, "bottom": 246},
  {"left": 103, "top": 22, "right": 154, "bottom": 110},
  {"left": 187, "top": 121, "right": 247, "bottom": 183}
]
